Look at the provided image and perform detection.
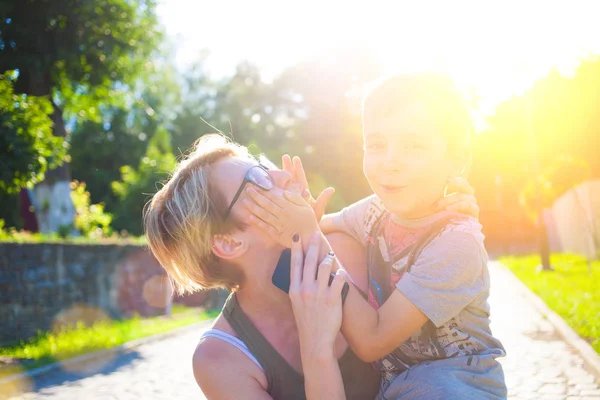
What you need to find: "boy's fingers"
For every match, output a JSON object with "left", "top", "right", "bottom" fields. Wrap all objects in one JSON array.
[
  {"left": 446, "top": 202, "right": 479, "bottom": 218},
  {"left": 284, "top": 190, "right": 308, "bottom": 206},
  {"left": 293, "top": 156, "right": 310, "bottom": 191},
  {"left": 302, "top": 233, "right": 321, "bottom": 284},
  {"left": 282, "top": 154, "right": 293, "bottom": 175},
  {"left": 242, "top": 199, "right": 279, "bottom": 228},
  {"left": 314, "top": 187, "right": 335, "bottom": 219},
  {"left": 290, "top": 236, "right": 303, "bottom": 292},
  {"left": 437, "top": 193, "right": 471, "bottom": 209},
  {"left": 447, "top": 176, "right": 475, "bottom": 196},
  {"left": 249, "top": 215, "right": 279, "bottom": 236},
  {"left": 247, "top": 187, "right": 286, "bottom": 209}
]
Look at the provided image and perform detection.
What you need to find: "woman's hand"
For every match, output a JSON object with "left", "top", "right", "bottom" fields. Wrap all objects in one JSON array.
[
  {"left": 242, "top": 186, "right": 319, "bottom": 247},
  {"left": 290, "top": 233, "right": 347, "bottom": 360},
  {"left": 435, "top": 176, "right": 480, "bottom": 218},
  {"left": 282, "top": 154, "right": 335, "bottom": 222}
]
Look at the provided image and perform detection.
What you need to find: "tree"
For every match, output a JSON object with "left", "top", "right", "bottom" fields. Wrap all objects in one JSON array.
[
  {"left": 471, "top": 56, "right": 600, "bottom": 254},
  {"left": 111, "top": 127, "right": 176, "bottom": 235},
  {"left": 0, "top": 0, "right": 162, "bottom": 233}
]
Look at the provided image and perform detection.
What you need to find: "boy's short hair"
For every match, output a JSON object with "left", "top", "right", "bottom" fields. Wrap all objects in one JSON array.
[
  {"left": 143, "top": 134, "right": 251, "bottom": 294},
  {"left": 362, "top": 73, "right": 472, "bottom": 157}
]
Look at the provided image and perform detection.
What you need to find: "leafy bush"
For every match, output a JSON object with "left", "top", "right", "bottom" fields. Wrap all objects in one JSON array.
[{"left": 71, "top": 181, "right": 112, "bottom": 237}]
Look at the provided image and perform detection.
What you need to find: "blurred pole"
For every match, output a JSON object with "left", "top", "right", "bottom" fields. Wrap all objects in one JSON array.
[
  {"left": 526, "top": 92, "right": 552, "bottom": 271},
  {"left": 495, "top": 175, "right": 507, "bottom": 254}
]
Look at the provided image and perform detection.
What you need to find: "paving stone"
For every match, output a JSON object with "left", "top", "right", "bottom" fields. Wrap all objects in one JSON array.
[
  {"left": 580, "top": 389, "right": 600, "bottom": 396},
  {"left": 575, "top": 383, "right": 599, "bottom": 391},
  {"left": 539, "top": 383, "right": 567, "bottom": 394}
]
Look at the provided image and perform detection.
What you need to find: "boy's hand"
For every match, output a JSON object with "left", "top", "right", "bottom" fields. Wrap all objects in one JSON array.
[
  {"left": 243, "top": 186, "right": 319, "bottom": 247},
  {"left": 282, "top": 154, "right": 335, "bottom": 222},
  {"left": 435, "top": 176, "right": 479, "bottom": 219}
]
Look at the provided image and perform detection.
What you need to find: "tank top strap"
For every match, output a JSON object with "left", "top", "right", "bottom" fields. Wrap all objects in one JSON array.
[
  {"left": 200, "top": 328, "right": 263, "bottom": 371},
  {"left": 222, "top": 293, "right": 305, "bottom": 398}
]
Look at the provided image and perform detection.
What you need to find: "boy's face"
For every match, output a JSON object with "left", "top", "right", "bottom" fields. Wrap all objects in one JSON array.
[{"left": 363, "top": 104, "right": 459, "bottom": 219}]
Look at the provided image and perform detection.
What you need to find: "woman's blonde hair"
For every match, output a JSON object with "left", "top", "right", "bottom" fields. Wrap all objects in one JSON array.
[{"left": 143, "top": 133, "right": 251, "bottom": 294}]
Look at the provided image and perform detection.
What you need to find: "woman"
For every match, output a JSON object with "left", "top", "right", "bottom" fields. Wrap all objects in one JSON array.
[{"left": 143, "top": 133, "right": 480, "bottom": 399}]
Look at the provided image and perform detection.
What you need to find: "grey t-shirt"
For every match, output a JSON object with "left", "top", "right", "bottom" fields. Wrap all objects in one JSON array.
[{"left": 334, "top": 196, "right": 506, "bottom": 395}]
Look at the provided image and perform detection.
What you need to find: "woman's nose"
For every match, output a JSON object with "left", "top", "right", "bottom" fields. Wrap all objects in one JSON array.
[{"left": 269, "top": 169, "right": 293, "bottom": 189}]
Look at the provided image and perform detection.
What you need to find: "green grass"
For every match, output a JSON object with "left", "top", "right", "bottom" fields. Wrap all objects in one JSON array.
[
  {"left": 0, "top": 231, "right": 147, "bottom": 245},
  {"left": 500, "top": 253, "right": 600, "bottom": 354},
  {"left": 0, "top": 308, "right": 219, "bottom": 373}
]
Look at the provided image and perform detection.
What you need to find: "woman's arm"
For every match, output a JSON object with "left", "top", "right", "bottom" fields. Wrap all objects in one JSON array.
[{"left": 290, "top": 234, "right": 347, "bottom": 400}]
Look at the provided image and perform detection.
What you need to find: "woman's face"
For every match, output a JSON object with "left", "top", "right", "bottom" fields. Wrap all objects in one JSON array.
[
  {"left": 363, "top": 104, "right": 459, "bottom": 219},
  {"left": 212, "top": 155, "right": 292, "bottom": 232}
]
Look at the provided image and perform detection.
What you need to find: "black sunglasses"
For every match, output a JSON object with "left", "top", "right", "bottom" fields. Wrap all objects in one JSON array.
[{"left": 224, "top": 164, "right": 274, "bottom": 219}]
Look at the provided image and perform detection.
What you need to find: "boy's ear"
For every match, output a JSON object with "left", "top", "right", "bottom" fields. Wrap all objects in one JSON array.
[{"left": 212, "top": 234, "right": 247, "bottom": 260}]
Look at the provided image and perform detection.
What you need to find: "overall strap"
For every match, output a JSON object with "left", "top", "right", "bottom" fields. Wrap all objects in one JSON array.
[{"left": 366, "top": 210, "right": 392, "bottom": 305}]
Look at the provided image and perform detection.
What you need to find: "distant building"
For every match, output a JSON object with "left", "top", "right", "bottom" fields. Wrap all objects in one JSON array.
[{"left": 550, "top": 180, "right": 600, "bottom": 260}]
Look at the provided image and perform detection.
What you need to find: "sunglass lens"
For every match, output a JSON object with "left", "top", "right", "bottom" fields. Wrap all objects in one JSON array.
[{"left": 248, "top": 168, "right": 273, "bottom": 190}]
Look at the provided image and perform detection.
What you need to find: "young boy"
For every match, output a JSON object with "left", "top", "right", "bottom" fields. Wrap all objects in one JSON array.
[
  {"left": 320, "top": 73, "right": 507, "bottom": 399},
  {"left": 247, "top": 73, "right": 507, "bottom": 399}
]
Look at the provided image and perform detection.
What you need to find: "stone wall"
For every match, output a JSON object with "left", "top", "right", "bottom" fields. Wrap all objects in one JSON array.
[{"left": 0, "top": 243, "right": 205, "bottom": 345}]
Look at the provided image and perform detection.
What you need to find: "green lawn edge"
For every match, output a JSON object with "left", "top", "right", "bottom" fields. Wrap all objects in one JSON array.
[
  {"left": 499, "top": 254, "right": 599, "bottom": 355},
  {"left": 0, "top": 308, "right": 219, "bottom": 375}
]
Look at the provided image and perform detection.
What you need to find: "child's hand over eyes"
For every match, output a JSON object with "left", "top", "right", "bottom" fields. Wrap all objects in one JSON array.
[{"left": 242, "top": 186, "right": 319, "bottom": 247}]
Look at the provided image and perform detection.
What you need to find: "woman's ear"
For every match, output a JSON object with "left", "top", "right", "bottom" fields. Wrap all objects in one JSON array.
[{"left": 212, "top": 234, "right": 247, "bottom": 260}]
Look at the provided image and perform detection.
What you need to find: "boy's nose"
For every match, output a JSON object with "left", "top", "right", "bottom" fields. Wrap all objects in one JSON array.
[
  {"left": 269, "top": 169, "right": 292, "bottom": 189},
  {"left": 381, "top": 148, "right": 404, "bottom": 172}
]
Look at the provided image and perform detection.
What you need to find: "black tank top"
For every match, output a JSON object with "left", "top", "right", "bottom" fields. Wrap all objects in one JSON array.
[{"left": 222, "top": 293, "right": 381, "bottom": 400}]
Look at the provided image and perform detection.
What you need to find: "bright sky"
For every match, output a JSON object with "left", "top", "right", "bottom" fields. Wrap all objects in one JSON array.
[{"left": 157, "top": 0, "right": 600, "bottom": 115}]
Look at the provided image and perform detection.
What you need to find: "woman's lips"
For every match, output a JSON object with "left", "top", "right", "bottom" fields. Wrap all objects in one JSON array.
[{"left": 379, "top": 184, "right": 407, "bottom": 194}]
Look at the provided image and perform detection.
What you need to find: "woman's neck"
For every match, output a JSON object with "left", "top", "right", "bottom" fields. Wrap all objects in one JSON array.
[{"left": 233, "top": 251, "right": 295, "bottom": 324}]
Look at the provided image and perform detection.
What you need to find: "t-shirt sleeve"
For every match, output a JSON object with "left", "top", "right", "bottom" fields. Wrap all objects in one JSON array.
[
  {"left": 331, "top": 195, "right": 378, "bottom": 245},
  {"left": 395, "top": 230, "right": 487, "bottom": 327}
]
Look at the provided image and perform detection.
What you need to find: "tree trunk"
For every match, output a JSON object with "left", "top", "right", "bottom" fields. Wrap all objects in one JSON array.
[{"left": 23, "top": 65, "right": 75, "bottom": 234}]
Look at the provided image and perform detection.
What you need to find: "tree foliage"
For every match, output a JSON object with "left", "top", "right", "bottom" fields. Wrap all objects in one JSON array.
[
  {"left": 0, "top": 72, "right": 66, "bottom": 193},
  {"left": 111, "top": 127, "right": 176, "bottom": 235},
  {"left": 0, "top": 0, "right": 162, "bottom": 117}
]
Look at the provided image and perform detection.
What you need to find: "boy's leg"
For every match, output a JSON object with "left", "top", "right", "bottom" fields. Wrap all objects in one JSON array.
[{"left": 380, "top": 355, "right": 506, "bottom": 400}]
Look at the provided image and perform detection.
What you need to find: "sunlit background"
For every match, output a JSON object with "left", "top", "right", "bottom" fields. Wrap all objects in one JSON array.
[
  {"left": 156, "top": 0, "right": 600, "bottom": 256},
  {"left": 159, "top": 0, "right": 600, "bottom": 120},
  {"left": 1, "top": 1, "right": 600, "bottom": 396}
]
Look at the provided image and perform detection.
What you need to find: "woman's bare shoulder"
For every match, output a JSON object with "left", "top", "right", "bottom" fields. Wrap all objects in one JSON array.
[{"left": 193, "top": 315, "right": 269, "bottom": 398}]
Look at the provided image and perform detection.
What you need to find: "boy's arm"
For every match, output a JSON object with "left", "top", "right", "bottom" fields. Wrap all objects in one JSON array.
[
  {"left": 320, "top": 195, "right": 377, "bottom": 242},
  {"left": 339, "top": 283, "right": 428, "bottom": 362},
  {"left": 340, "top": 230, "right": 486, "bottom": 362}
]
